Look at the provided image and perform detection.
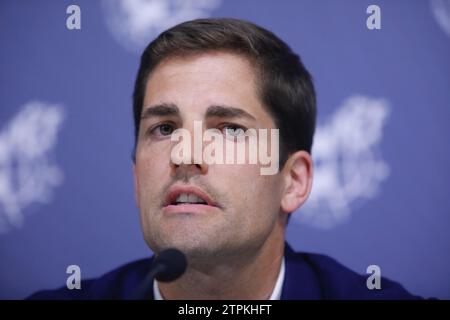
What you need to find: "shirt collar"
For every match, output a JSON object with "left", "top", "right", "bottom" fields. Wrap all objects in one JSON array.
[{"left": 153, "top": 257, "right": 285, "bottom": 300}]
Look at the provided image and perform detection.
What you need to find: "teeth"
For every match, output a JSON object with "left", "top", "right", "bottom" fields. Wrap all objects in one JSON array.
[
  {"left": 175, "top": 193, "right": 207, "bottom": 204},
  {"left": 176, "top": 193, "right": 189, "bottom": 203}
]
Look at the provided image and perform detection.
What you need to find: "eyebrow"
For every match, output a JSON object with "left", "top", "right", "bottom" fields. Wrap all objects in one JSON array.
[
  {"left": 141, "top": 103, "right": 256, "bottom": 121},
  {"left": 141, "top": 103, "right": 180, "bottom": 119},
  {"left": 205, "top": 105, "right": 256, "bottom": 121}
]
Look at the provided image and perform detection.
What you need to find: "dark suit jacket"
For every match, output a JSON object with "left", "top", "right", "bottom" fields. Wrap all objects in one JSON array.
[{"left": 28, "top": 243, "right": 420, "bottom": 300}]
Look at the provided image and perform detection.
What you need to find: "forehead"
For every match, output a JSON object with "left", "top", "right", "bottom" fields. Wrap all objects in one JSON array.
[
  {"left": 142, "top": 52, "right": 273, "bottom": 125},
  {"left": 147, "top": 51, "right": 256, "bottom": 87}
]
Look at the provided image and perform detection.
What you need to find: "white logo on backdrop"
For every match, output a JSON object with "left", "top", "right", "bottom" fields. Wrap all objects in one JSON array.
[
  {"left": 296, "top": 95, "right": 391, "bottom": 229},
  {"left": 0, "top": 102, "right": 64, "bottom": 234},
  {"left": 102, "top": 0, "right": 221, "bottom": 53},
  {"left": 431, "top": 0, "right": 450, "bottom": 37}
]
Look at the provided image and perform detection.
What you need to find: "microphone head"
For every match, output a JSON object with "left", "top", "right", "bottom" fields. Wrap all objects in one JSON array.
[{"left": 153, "top": 248, "right": 187, "bottom": 282}]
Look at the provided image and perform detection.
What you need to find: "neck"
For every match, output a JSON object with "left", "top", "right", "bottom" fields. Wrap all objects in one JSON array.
[{"left": 158, "top": 221, "right": 285, "bottom": 299}]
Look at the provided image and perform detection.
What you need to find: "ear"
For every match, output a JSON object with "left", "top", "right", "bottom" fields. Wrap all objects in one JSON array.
[
  {"left": 280, "top": 150, "right": 313, "bottom": 214},
  {"left": 132, "top": 163, "right": 140, "bottom": 208}
]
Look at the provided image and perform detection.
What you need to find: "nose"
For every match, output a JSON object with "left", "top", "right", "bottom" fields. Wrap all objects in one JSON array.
[
  {"left": 169, "top": 121, "right": 208, "bottom": 176},
  {"left": 171, "top": 161, "right": 208, "bottom": 176}
]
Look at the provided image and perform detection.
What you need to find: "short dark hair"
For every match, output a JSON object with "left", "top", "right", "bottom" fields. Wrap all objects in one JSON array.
[{"left": 132, "top": 18, "right": 316, "bottom": 166}]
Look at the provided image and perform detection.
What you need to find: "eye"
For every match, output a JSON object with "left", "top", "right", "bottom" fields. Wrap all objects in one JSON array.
[
  {"left": 221, "top": 124, "right": 247, "bottom": 137},
  {"left": 149, "top": 123, "right": 175, "bottom": 137}
]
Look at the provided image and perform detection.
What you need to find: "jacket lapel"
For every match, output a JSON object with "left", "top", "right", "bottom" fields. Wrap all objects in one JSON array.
[{"left": 281, "top": 243, "right": 323, "bottom": 299}]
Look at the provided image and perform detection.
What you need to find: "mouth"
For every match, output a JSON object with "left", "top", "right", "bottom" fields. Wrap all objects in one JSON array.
[{"left": 163, "top": 185, "right": 220, "bottom": 211}]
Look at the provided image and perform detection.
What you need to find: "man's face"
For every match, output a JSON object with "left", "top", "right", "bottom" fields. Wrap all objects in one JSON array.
[{"left": 133, "top": 52, "right": 286, "bottom": 262}]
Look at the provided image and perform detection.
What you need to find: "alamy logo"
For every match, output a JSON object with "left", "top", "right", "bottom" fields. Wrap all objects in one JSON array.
[
  {"left": 169, "top": 121, "right": 280, "bottom": 175},
  {"left": 66, "top": 265, "right": 81, "bottom": 290},
  {"left": 366, "top": 265, "right": 382, "bottom": 290},
  {"left": 0, "top": 102, "right": 64, "bottom": 234},
  {"left": 66, "top": 4, "right": 81, "bottom": 30},
  {"left": 366, "top": 5, "right": 381, "bottom": 30}
]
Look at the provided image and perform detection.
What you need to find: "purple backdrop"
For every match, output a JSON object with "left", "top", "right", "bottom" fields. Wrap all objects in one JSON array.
[{"left": 1, "top": 0, "right": 449, "bottom": 299}]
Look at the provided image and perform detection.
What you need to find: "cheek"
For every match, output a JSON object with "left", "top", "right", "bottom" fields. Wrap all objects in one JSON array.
[
  {"left": 135, "top": 144, "right": 171, "bottom": 200},
  {"left": 216, "top": 164, "right": 282, "bottom": 211}
]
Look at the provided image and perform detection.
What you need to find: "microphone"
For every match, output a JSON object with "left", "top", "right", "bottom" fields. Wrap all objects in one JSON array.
[{"left": 134, "top": 248, "right": 187, "bottom": 299}]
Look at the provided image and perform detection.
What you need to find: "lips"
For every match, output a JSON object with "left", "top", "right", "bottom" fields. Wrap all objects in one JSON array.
[{"left": 163, "top": 185, "right": 218, "bottom": 208}]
